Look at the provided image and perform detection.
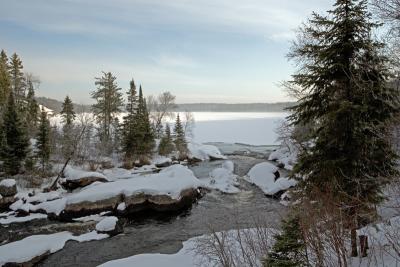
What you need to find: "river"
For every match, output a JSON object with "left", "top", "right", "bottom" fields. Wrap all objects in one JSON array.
[{"left": 38, "top": 153, "right": 287, "bottom": 267}]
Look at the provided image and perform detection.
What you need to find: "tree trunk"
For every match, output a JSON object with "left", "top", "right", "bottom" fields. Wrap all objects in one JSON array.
[{"left": 351, "top": 227, "right": 358, "bottom": 257}]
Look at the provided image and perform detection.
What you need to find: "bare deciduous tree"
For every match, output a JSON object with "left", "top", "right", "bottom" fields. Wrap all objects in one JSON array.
[{"left": 147, "top": 91, "right": 177, "bottom": 137}]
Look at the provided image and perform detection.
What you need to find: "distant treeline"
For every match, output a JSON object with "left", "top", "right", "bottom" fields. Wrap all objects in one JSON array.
[
  {"left": 174, "top": 102, "right": 294, "bottom": 112},
  {"left": 36, "top": 97, "right": 91, "bottom": 113},
  {"left": 36, "top": 96, "right": 294, "bottom": 113}
]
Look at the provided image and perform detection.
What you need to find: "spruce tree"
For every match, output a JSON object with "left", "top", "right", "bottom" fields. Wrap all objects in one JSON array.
[
  {"left": 91, "top": 72, "right": 123, "bottom": 153},
  {"left": 60, "top": 95, "right": 75, "bottom": 125},
  {"left": 1, "top": 92, "right": 29, "bottom": 175},
  {"left": 8, "top": 53, "right": 26, "bottom": 106},
  {"left": 60, "top": 96, "right": 75, "bottom": 161},
  {"left": 122, "top": 79, "right": 139, "bottom": 164},
  {"left": 265, "top": 215, "right": 307, "bottom": 267},
  {"left": 36, "top": 108, "right": 51, "bottom": 173},
  {"left": 25, "top": 79, "right": 39, "bottom": 133},
  {"left": 288, "top": 0, "right": 399, "bottom": 256},
  {"left": 0, "top": 50, "right": 11, "bottom": 110},
  {"left": 158, "top": 124, "right": 174, "bottom": 156},
  {"left": 135, "top": 85, "right": 155, "bottom": 161},
  {"left": 174, "top": 113, "right": 187, "bottom": 158}
]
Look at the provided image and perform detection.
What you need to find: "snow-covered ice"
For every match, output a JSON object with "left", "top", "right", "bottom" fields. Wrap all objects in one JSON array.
[{"left": 245, "top": 162, "right": 297, "bottom": 196}]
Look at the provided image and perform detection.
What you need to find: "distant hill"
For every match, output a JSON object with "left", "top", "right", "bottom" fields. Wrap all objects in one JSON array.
[
  {"left": 36, "top": 96, "right": 294, "bottom": 113},
  {"left": 174, "top": 102, "right": 294, "bottom": 112},
  {"left": 36, "top": 97, "right": 91, "bottom": 114}
]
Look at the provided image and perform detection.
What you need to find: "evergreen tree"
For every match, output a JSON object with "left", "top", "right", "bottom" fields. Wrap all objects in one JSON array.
[
  {"left": 36, "top": 108, "right": 51, "bottom": 173},
  {"left": 8, "top": 53, "right": 26, "bottom": 106},
  {"left": 288, "top": 0, "right": 399, "bottom": 256},
  {"left": 1, "top": 92, "right": 29, "bottom": 175},
  {"left": 265, "top": 215, "right": 307, "bottom": 267},
  {"left": 91, "top": 72, "right": 123, "bottom": 153},
  {"left": 60, "top": 95, "right": 75, "bottom": 125},
  {"left": 122, "top": 79, "right": 139, "bottom": 163},
  {"left": 0, "top": 50, "right": 11, "bottom": 110},
  {"left": 135, "top": 85, "right": 155, "bottom": 160},
  {"left": 158, "top": 124, "right": 174, "bottom": 156},
  {"left": 174, "top": 113, "right": 187, "bottom": 158},
  {"left": 25, "top": 79, "right": 39, "bottom": 133},
  {"left": 60, "top": 96, "right": 76, "bottom": 161}
]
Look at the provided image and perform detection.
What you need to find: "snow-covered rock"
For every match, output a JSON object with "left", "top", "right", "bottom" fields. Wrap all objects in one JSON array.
[
  {"left": 21, "top": 165, "right": 202, "bottom": 219},
  {"left": 0, "top": 179, "right": 17, "bottom": 197},
  {"left": 202, "top": 161, "right": 240, "bottom": 194},
  {"left": 188, "top": 143, "right": 227, "bottom": 161},
  {"left": 153, "top": 156, "right": 172, "bottom": 168},
  {"left": 96, "top": 216, "right": 123, "bottom": 236},
  {"left": 268, "top": 145, "right": 298, "bottom": 171},
  {"left": 0, "top": 231, "right": 108, "bottom": 266},
  {"left": 245, "top": 162, "right": 297, "bottom": 196},
  {"left": 61, "top": 166, "right": 109, "bottom": 190},
  {"left": 0, "top": 213, "right": 47, "bottom": 225}
]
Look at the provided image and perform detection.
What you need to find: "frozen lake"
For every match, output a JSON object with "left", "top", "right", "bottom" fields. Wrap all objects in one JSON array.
[{"left": 188, "top": 112, "right": 288, "bottom": 146}]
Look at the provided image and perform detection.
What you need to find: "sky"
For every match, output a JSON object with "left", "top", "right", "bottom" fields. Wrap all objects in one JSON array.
[{"left": 0, "top": 0, "right": 332, "bottom": 104}]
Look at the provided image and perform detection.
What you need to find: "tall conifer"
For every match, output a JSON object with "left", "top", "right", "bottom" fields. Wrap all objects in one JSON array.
[
  {"left": 288, "top": 0, "right": 399, "bottom": 256},
  {"left": 1, "top": 92, "right": 29, "bottom": 175}
]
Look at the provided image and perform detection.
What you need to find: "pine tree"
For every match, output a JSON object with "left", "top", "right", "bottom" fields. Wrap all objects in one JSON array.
[
  {"left": 36, "top": 108, "right": 51, "bottom": 173},
  {"left": 60, "top": 95, "right": 75, "bottom": 125},
  {"left": 122, "top": 79, "right": 139, "bottom": 164},
  {"left": 1, "top": 92, "right": 29, "bottom": 175},
  {"left": 265, "top": 215, "right": 307, "bottom": 267},
  {"left": 158, "top": 124, "right": 174, "bottom": 156},
  {"left": 174, "top": 113, "right": 187, "bottom": 158},
  {"left": 0, "top": 50, "right": 11, "bottom": 110},
  {"left": 8, "top": 53, "right": 26, "bottom": 106},
  {"left": 288, "top": 0, "right": 399, "bottom": 256},
  {"left": 25, "top": 79, "right": 39, "bottom": 133},
  {"left": 91, "top": 72, "right": 123, "bottom": 153}
]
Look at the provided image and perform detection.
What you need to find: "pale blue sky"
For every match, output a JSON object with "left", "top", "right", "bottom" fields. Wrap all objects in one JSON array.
[{"left": 0, "top": 0, "right": 332, "bottom": 104}]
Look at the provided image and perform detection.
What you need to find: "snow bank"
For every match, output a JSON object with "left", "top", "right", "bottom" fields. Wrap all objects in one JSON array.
[
  {"left": 188, "top": 143, "right": 227, "bottom": 161},
  {"left": 96, "top": 217, "right": 118, "bottom": 232},
  {"left": 98, "top": 228, "right": 276, "bottom": 267},
  {"left": 0, "top": 231, "right": 108, "bottom": 266},
  {"left": 202, "top": 161, "right": 240, "bottom": 194},
  {"left": 245, "top": 162, "right": 297, "bottom": 196}
]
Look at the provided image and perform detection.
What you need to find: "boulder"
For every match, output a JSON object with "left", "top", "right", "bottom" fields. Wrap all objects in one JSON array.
[
  {"left": 95, "top": 216, "right": 123, "bottom": 236},
  {"left": 3, "top": 250, "right": 51, "bottom": 267},
  {"left": 0, "top": 179, "right": 17, "bottom": 197},
  {"left": 59, "top": 188, "right": 200, "bottom": 220},
  {"left": 0, "top": 195, "right": 15, "bottom": 211}
]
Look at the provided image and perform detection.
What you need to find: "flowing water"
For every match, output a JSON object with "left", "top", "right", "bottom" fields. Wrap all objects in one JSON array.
[{"left": 38, "top": 155, "right": 287, "bottom": 267}]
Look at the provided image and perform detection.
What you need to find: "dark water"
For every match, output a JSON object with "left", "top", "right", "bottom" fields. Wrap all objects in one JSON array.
[{"left": 34, "top": 156, "right": 287, "bottom": 267}]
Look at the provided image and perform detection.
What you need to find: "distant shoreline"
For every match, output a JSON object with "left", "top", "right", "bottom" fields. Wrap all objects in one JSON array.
[{"left": 36, "top": 96, "right": 295, "bottom": 113}]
